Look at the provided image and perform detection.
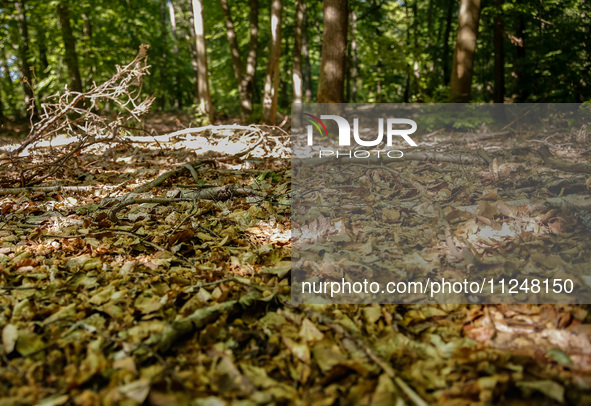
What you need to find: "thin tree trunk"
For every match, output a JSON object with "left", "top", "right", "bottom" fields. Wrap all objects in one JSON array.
[
  {"left": 159, "top": 0, "right": 168, "bottom": 110},
  {"left": 450, "top": 0, "right": 481, "bottom": 102},
  {"left": 302, "top": 12, "right": 312, "bottom": 102},
  {"left": 169, "top": 2, "right": 179, "bottom": 51},
  {"left": 219, "top": 0, "right": 258, "bottom": 120},
  {"left": 514, "top": 3, "right": 528, "bottom": 101},
  {"left": 219, "top": 0, "right": 245, "bottom": 115},
  {"left": 14, "top": 0, "right": 34, "bottom": 111},
  {"left": 293, "top": 0, "right": 305, "bottom": 105},
  {"left": 262, "top": 0, "right": 282, "bottom": 124},
  {"left": 168, "top": 1, "right": 183, "bottom": 108},
  {"left": 57, "top": 2, "right": 83, "bottom": 92},
  {"left": 403, "top": 2, "right": 411, "bottom": 102},
  {"left": 493, "top": 0, "right": 505, "bottom": 103},
  {"left": 442, "top": 0, "right": 454, "bottom": 85},
  {"left": 187, "top": 9, "right": 200, "bottom": 103},
  {"left": 81, "top": 10, "right": 94, "bottom": 80},
  {"left": 242, "top": 0, "right": 259, "bottom": 117},
  {"left": 36, "top": 25, "right": 49, "bottom": 75},
  {"left": 427, "top": 0, "right": 434, "bottom": 44},
  {"left": 317, "top": 0, "right": 348, "bottom": 104},
  {"left": 351, "top": 9, "right": 357, "bottom": 102},
  {"left": 0, "top": 87, "right": 4, "bottom": 120},
  {"left": 191, "top": 0, "right": 213, "bottom": 122}
]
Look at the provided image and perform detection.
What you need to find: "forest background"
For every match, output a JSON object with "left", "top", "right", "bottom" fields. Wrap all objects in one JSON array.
[{"left": 1, "top": 0, "right": 590, "bottom": 127}]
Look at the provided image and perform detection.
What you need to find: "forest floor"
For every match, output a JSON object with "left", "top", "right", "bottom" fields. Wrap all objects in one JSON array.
[{"left": 0, "top": 112, "right": 590, "bottom": 405}]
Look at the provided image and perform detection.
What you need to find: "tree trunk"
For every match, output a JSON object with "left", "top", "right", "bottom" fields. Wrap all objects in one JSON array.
[
  {"left": 187, "top": 7, "right": 200, "bottom": 103},
  {"left": 168, "top": 1, "right": 183, "bottom": 108},
  {"left": 514, "top": 3, "right": 528, "bottom": 101},
  {"left": 169, "top": 2, "right": 179, "bottom": 50},
  {"left": 317, "top": 0, "right": 348, "bottom": 104},
  {"left": 345, "top": 42, "right": 350, "bottom": 102},
  {"left": 191, "top": 0, "right": 213, "bottom": 122},
  {"left": 242, "top": 0, "right": 259, "bottom": 117},
  {"left": 441, "top": 0, "right": 454, "bottom": 85},
  {"left": 57, "top": 2, "right": 83, "bottom": 93},
  {"left": 0, "top": 87, "right": 4, "bottom": 120},
  {"left": 293, "top": 0, "right": 305, "bottom": 105},
  {"left": 219, "top": 0, "right": 245, "bottom": 115},
  {"left": 14, "top": 0, "right": 34, "bottom": 110},
  {"left": 493, "top": 0, "right": 505, "bottom": 103},
  {"left": 81, "top": 10, "right": 94, "bottom": 80},
  {"left": 351, "top": 9, "right": 357, "bottom": 102},
  {"left": 219, "top": 0, "right": 258, "bottom": 120},
  {"left": 159, "top": 0, "right": 168, "bottom": 110},
  {"left": 262, "top": 0, "right": 282, "bottom": 124},
  {"left": 450, "top": 0, "right": 481, "bottom": 102},
  {"left": 302, "top": 11, "right": 312, "bottom": 102},
  {"left": 36, "top": 25, "right": 49, "bottom": 75}
]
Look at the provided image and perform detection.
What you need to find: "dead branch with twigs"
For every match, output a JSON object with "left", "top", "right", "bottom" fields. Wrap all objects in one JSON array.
[{"left": 1, "top": 45, "right": 154, "bottom": 187}]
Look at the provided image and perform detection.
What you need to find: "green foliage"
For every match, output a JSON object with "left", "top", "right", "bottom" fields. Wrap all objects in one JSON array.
[{"left": 0, "top": 0, "right": 589, "bottom": 122}]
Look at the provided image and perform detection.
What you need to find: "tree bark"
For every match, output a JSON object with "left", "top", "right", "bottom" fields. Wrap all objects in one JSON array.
[
  {"left": 293, "top": 0, "right": 305, "bottom": 105},
  {"left": 441, "top": 0, "right": 454, "bottom": 85},
  {"left": 80, "top": 10, "right": 94, "bottom": 80},
  {"left": 187, "top": 7, "right": 200, "bottom": 104},
  {"left": 36, "top": 25, "right": 49, "bottom": 75},
  {"left": 302, "top": 12, "right": 312, "bottom": 102},
  {"left": 14, "top": 0, "right": 34, "bottom": 110},
  {"left": 450, "top": 0, "right": 481, "bottom": 102},
  {"left": 242, "top": 0, "right": 259, "bottom": 116},
  {"left": 351, "top": 9, "right": 357, "bottom": 102},
  {"left": 168, "top": 1, "right": 183, "bottom": 108},
  {"left": 57, "top": 2, "right": 83, "bottom": 93},
  {"left": 514, "top": 2, "right": 528, "bottom": 101},
  {"left": 262, "top": 0, "right": 282, "bottom": 124},
  {"left": 191, "top": 0, "right": 213, "bottom": 123},
  {"left": 219, "top": 0, "right": 258, "bottom": 120},
  {"left": 317, "top": 0, "right": 348, "bottom": 104},
  {"left": 159, "top": 0, "right": 168, "bottom": 110},
  {"left": 0, "top": 86, "right": 4, "bottom": 119},
  {"left": 493, "top": 0, "right": 505, "bottom": 103}
]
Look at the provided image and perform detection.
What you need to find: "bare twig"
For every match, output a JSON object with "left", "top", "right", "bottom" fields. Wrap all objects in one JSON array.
[{"left": 5, "top": 45, "right": 154, "bottom": 187}]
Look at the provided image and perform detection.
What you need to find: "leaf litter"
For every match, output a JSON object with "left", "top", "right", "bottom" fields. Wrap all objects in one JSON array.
[{"left": 0, "top": 113, "right": 591, "bottom": 405}]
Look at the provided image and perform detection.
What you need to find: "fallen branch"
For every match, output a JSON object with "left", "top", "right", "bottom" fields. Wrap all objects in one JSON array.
[
  {"left": 108, "top": 187, "right": 265, "bottom": 222},
  {"left": 145, "top": 289, "right": 262, "bottom": 352},
  {"left": 123, "top": 125, "right": 262, "bottom": 143},
  {"left": 537, "top": 145, "right": 591, "bottom": 174},
  {"left": 455, "top": 194, "right": 591, "bottom": 214},
  {"left": 133, "top": 160, "right": 211, "bottom": 193},
  {"left": 0, "top": 185, "right": 110, "bottom": 195}
]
